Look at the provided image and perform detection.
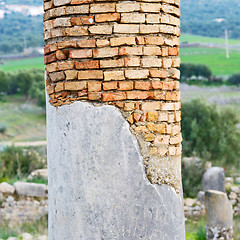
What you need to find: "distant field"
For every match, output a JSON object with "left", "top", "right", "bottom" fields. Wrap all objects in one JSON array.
[
  {"left": 180, "top": 47, "right": 240, "bottom": 76},
  {"left": 0, "top": 57, "right": 44, "bottom": 72},
  {"left": 181, "top": 33, "right": 240, "bottom": 45},
  {"left": 0, "top": 95, "right": 46, "bottom": 142},
  {"left": 1, "top": 38, "right": 240, "bottom": 76}
]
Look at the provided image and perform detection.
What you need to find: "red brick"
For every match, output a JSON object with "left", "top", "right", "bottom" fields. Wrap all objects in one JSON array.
[
  {"left": 44, "top": 53, "right": 57, "bottom": 64},
  {"left": 100, "top": 59, "right": 124, "bottom": 68},
  {"left": 151, "top": 81, "right": 163, "bottom": 89},
  {"left": 103, "top": 82, "right": 118, "bottom": 90},
  {"left": 56, "top": 50, "right": 67, "bottom": 60},
  {"left": 78, "top": 90, "right": 87, "bottom": 98},
  {"left": 65, "top": 81, "right": 87, "bottom": 91},
  {"left": 88, "top": 81, "right": 102, "bottom": 92},
  {"left": 93, "top": 47, "right": 118, "bottom": 58},
  {"left": 115, "top": 101, "right": 124, "bottom": 108},
  {"left": 119, "top": 46, "right": 143, "bottom": 56},
  {"left": 162, "top": 81, "right": 175, "bottom": 90},
  {"left": 165, "top": 91, "right": 180, "bottom": 101},
  {"left": 102, "top": 92, "right": 127, "bottom": 101},
  {"left": 88, "top": 92, "right": 102, "bottom": 100},
  {"left": 44, "top": 45, "right": 50, "bottom": 55},
  {"left": 78, "top": 70, "right": 103, "bottom": 80},
  {"left": 57, "top": 41, "right": 77, "bottom": 49},
  {"left": 141, "top": 102, "right": 161, "bottom": 111},
  {"left": 168, "top": 47, "right": 179, "bottom": 56},
  {"left": 136, "top": 36, "right": 145, "bottom": 45},
  {"left": 95, "top": 13, "right": 120, "bottom": 22},
  {"left": 55, "top": 82, "right": 65, "bottom": 92},
  {"left": 149, "top": 69, "right": 167, "bottom": 78},
  {"left": 75, "top": 60, "right": 99, "bottom": 69},
  {"left": 140, "top": 113, "right": 147, "bottom": 122},
  {"left": 135, "top": 81, "right": 151, "bottom": 90},
  {"left": 58, "top": 60, "right": 75, "bottom": 71},
  {"left": 145, "top": 36, "right": 164, "bottom": 45},
  {"left": 161, "top": 47, "right": 169, "bottom": 56},
  {"left": 71, "top": 16, "right": 94, "bottom": 25},
  {"left": 78, "top": 39, "right": 96, "bottom": 48},
  {"left": 118, "top": 81, "right": 133, "bottom": 90},
  {"left": 69, "top": 49, "right": 92, "bottom": 59},
  {"left": 46, "top": 85, "right": 55, "bottom": 95},
  {"left": 152, "top": 91, "right": 166, "bottom": 100},
  {"left": 110, "top": 37, "right": 136, "bottom": 46},
  {"left": 71, "top": 0, "right": 93, "bottom": 4},
  {"left": 133, "top": 113, "right": 141, "bottom": 122},
  {"left": 143, "top": 47, "right": 161, "bottom": 56},
  {"left": 127, "top": 91, "right": 151, "bottom": 100},
  {"left": 124, "top": 57, "right": 140, "bottom": 67}
]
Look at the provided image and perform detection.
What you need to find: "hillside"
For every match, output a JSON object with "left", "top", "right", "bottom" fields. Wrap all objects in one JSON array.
[
  {"left": 181, "top": 0, "right": 240, "bottom": 39},
  {"left": 0, "top": 0, "right": 239, "bottom": 54}
]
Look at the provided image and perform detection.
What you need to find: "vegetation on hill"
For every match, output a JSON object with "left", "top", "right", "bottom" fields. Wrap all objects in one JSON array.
[
  {"left": 181, "top": 0, "right": 240, "bottom": 39},
  {"left": 0, "top": 57, "right": 44, "bottom": 72},
  {"left": 0, "top": 13, "right": 44, "bottom": 54},
  {"left": 0, "top": 68, "right": 45, "bottom": 108},
  {"left": 180, "top": 47, "right": 240, "bottom": 76},
  {"left": 182, "top": 99, "right": 240, "bottom": 167},
  {"left": 0, "top": 0, "right": 239, "bottom": 54}
]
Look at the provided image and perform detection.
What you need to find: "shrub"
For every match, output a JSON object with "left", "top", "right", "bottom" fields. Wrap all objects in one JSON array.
[
  {"left": 182, "top": 161, "right": 205, "bottom": 198},
  {"left": 228, "top": 74, "right": 240, "bottom": 86},
  {"left": 0, "top": 146, "right": 46, "bottom": 182},
  {"left": 0, "top": 123, "right": 6, "bottom": 134},
  {"left": 182, "top": 99, "right": 240, "bottom": 167},
  {"left": 180, "top": 63, "right": 212, "bottom": 81}
]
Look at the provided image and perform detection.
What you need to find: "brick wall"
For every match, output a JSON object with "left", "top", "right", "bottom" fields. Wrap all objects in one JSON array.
[{"left": 44, "top": 0, "right": 182, "bottom": 192}]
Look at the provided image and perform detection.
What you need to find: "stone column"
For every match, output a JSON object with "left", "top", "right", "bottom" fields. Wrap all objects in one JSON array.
[
  {"left": 205, "top": 190, "right": 233, "bottom": 240},
  {"left": 43, "top": 0, "right": 184, "bottom": 239}
]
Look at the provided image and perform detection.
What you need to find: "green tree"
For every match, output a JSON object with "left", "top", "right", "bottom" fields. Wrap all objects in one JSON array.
[
  {"left": 29, "top": 69, "right": 46, "bottom": 108},
  {"left": 180, "top": 63, "right": 212, "bottom": 80},
  {"left": 196, "top": 64, "right": 212, "bottom": 79},
  {"left": 228, "top": 74, "right": 240, "bottom": 86},
  {"left": 182, "top": 99, "right": 240, "bottom": 166},
  {"left": 0, "top": 70, "right": 9, "bottom": 93},
  {"left": 17, "top": 71, "right": 34, "bottom": 98}
]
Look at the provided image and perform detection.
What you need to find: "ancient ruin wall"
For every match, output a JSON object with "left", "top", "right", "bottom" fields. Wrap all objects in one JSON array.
[{"left": 43, "top": 0, "right": 182, "bottom": 191}]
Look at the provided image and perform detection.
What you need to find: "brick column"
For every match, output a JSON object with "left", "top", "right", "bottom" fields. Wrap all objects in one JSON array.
[{"left": 44, "top": 0, "right": 184, "bottom": 239}]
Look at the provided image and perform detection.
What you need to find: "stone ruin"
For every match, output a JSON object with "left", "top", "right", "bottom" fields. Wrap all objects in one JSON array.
[{"left": 43, "top": 0, "right": 185, "bottom": 239}]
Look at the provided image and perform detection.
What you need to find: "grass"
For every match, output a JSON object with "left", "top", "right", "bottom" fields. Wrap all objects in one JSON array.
[
  {"left": 0, "top": 57, "right": 44, "bottom": 72},
  {"left": 181, "top": 34, "right": 240, "bottom": 45},
  {"left": 0, "top": 95, "right": 46, "bottom": 142},
  {"left": 185, "top": 219, "right": 206, "bottom": 240},
  {"left": 180, "top": 47, "right": 240, "bottom": 76},
  {"left": 1, "top": 49, "right": 240, "bottom": 76},
  {"left": 0, "top": 216, "right": 48, "bottom": 240},
  {"left": 186, "top": 216, "right": 240, "bottom": 240},
  {"left": 180, "top": 85, "right": 240, "bottom": 123},
  {"left": 1, "top": 35, "right": 240, "bottom": 76}
]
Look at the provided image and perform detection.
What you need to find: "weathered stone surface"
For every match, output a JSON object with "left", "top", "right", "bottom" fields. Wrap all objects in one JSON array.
[
  {"left": 202, "top": 167, "right": 225, "bottom": 193},
  {"left": 27, "top": 169, "right": 48, "bottom": 181},
  {"left": 14, "top": 182, "right": 47, "bottom": 197},
  {"left": 184, "top": 198, "right": 197, "bottom": 207},
  {"left": 21, "top": 233, "right": 33, "bottom": 240},
  {"left": 182, "top": 157, "right": 200, "bottom": 169},
  {"left": 0, "top": 198, "right": 48, "bottom": 226},
  {"left": 0, "top": 182, "right": 15, "bottom": 194},
  {"left": 197, "top": 191, "right": 205, "bottom": 204},
  {"left": 205, "top": 190, "right": 233, "bottom": 240},
  {"left": 47, "top": 101, "right": 185, "bottom": 240}
]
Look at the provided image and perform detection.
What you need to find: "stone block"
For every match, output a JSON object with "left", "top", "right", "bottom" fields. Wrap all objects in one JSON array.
[
  {"left": 202, "top": 167, "right": 225, "bottom": 193},
  {"left": 14, "top": 182, "right": 47, "bottom": 197}
]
